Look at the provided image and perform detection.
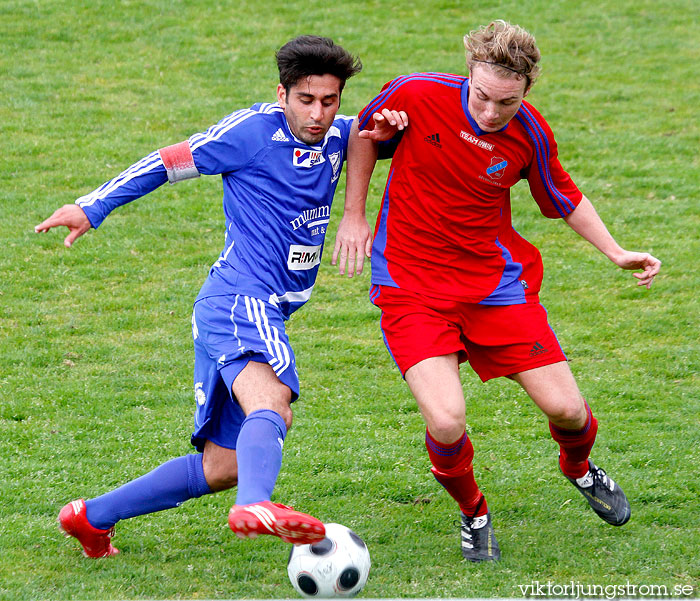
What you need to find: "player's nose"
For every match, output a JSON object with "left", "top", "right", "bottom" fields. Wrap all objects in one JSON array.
[
  {"left": 483, "top": 103, "right": 499, "bottom": 119},
  {"left": 309, "top": 101, "right": 323, "bottom": 121}
]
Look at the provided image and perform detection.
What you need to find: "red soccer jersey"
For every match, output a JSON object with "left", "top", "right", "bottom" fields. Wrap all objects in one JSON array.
[{"left": 359, "top": 73, "right": 583, "bottom": 304}]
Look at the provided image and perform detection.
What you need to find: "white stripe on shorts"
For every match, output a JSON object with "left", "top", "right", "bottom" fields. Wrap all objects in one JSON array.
[
  {"left": 258, "top": 300, "right": 291, "bottom": 375},
  {"left": 239, "top": 295, "right": 291, "bottom": 376}
]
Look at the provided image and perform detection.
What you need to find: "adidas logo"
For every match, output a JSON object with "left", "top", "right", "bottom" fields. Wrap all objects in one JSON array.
[
  {"left": 529, "top": 341, "right": 549, "bottom": 357},
  {"left": 424, "top": 132, "right": 442, "bottom": 148},
  {"left": 272, "top": 128, "right": 289, "bottom": 142}
]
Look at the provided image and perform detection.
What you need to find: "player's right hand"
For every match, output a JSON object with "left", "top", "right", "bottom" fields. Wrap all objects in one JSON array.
[{"left": 34, "top": 204, "right": 92, "bottom": 248}]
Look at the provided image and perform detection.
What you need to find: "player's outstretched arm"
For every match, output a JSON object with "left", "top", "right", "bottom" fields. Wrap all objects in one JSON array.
[
  {"left": 333, "top": 119, "right": 375, "bottom": 278},
  {"left": 333, "top": 111, "right": 408, "bottom": 277},
  {"left": 34, "top": 204, "right": 92, "bottom": 248},
  {"left": 563, "top": 195, "right": 661, "bottom": 288}
]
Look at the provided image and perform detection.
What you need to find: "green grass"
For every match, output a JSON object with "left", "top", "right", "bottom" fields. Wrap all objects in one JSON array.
[{"left": 1, "top": 0, "right": 699, "bottom": 598}]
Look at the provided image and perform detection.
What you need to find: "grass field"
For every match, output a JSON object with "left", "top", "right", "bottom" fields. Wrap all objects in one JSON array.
[{"left": 1, "top": 0, "right": 699, "bottom": 599}]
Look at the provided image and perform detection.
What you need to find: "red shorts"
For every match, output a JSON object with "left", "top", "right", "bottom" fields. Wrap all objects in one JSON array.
[{"left": 370, "top": 284, "right": 567, "bottom": 381}]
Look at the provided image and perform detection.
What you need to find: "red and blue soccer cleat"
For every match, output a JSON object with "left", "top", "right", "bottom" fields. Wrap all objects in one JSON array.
[
  {"left": 228, "top": 501, "right": 325, "bottom": 545},
  {"left": 58, "top": 499, "right": 119, "bottom": 558}
]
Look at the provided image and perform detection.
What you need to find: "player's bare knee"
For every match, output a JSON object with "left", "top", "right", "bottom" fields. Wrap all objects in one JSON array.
[
  {"left": 548, "top": 401, "right": 587, "bottom": 429},
  {"left": 281, "top": 404, "right": 293, "bottom": 430},
  {"left": 217, "top": 471, "right": 238, "bottom": 490},
  {"left": 208, "top": 471, "right": 238, "bottom": 492},
  {"left": 202, "top": 459, "right": 238, "bottom": 492},
  {"left": 427, "top": 417, "right": 466, "bottom": 444},
  {"left": 268, "top": 398, "right": 293, "bottom": 430},
  {"left": 202, "top": 441, "right": 239, "bottom": 491},
  {"left": 244, "top": 387, "right": 293, "bottom": 429}
]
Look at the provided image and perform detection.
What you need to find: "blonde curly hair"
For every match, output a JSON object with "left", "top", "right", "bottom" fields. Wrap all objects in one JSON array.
[{"left": 463, "top": 20, "right": 541, "bottom": 89}]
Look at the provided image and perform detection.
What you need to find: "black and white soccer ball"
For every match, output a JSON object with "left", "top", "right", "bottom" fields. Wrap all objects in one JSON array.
[{"left": 287, "top": 523, "right": 371, "bottom": 598}]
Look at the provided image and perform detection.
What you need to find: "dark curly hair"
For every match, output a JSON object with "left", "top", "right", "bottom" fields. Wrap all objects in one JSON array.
[{"left": 276, "top": 35, "right": 362, "bottom": 93}]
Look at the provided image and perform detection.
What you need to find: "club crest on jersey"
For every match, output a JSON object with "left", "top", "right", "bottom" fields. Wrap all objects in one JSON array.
[
  {"left": 194, "top": 382, "right": 206, "bottom": 406},
  {"left": 329, "top": 151, "right": 341, "bottom": 182},
  {"left": 293, "top": 148, "right": 325, "bottom": 168},
  {"left": 486, "top": 156, "right": 508, "bottom": 179}
]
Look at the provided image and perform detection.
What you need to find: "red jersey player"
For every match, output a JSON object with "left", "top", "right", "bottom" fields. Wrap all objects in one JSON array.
[{"left": 333, "top": 21, "right": 661, "bottom": 562}]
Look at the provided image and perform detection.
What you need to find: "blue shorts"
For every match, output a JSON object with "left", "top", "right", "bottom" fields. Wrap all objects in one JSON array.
[{"left": 190, "top": 294, "right": 299, "bottom": 452}]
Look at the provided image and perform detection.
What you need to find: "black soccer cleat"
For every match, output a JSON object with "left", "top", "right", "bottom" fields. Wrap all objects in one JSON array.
[
  {"left": 563, "top": 459, "right": 631, "bottom": 526},
  {"left": 459, "top": 497, "right": 500, "bottom": 562}
]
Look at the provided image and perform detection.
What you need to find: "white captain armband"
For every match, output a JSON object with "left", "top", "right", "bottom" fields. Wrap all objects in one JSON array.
[{"left": 158, "top": 140, "right": 200, "bottom": 184}]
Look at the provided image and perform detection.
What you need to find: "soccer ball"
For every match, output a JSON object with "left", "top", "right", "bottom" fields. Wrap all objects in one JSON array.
[{"left": 287, "top": 523, "right": 371, "bottom": 598}]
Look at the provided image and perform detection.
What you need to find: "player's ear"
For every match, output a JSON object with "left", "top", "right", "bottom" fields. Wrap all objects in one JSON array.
[{"left": 276, "top": 83, "right": 287, "bottom": 108}]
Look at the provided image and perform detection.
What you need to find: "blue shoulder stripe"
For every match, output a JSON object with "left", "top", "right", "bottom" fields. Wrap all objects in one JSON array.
[
  {"left": 515, "top": 106, "right": 576, "bottom": 217},
  {"left": 189, "top": 103, "right": 282, "bottom": 152},
  {"left": 189, "top": 108, "right": 260, "bottom": 152},
  {"left": 360, "top": 73, "right": 463, "bottom": 129},
  {"left": 259, "top": 102, "right": 283, "bottom": 114},
  {"left": 424, "top": 71, "right": 465, "bottom": 83}
]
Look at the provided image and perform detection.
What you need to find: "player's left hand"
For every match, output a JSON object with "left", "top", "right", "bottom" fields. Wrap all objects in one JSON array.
[
  {"left": 612, "top": 251, "right": 661, "bottom": 289},
  {"left": 331, "top": 213, "right": 373, "bottom": 278},
  {"left": 358, "top": 109, "right": 408, "bottom": 142}
]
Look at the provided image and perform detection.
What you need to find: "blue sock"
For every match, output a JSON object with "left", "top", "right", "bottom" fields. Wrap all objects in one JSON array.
[
  {"left": 85, "top": 453, "right": 212, "bottom": 530},
  {"left": 235, "top": 409, "right": 287, "bottom": 505}
]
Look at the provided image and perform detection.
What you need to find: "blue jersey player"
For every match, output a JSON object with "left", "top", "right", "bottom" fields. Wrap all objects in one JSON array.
[{"left": 36, "top": 36, "right": 395, "bottom": 558}]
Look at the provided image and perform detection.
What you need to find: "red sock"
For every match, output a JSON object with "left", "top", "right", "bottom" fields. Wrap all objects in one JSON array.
[
  {"left": 549, "top": 403, "right": 598, "bottom": 479},
  {"left": 425, "top": 429, "right": 487, "bottom": 517}
]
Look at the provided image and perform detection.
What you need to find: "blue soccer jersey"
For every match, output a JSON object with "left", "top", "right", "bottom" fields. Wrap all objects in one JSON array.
[{"left": 77, "top": 102, "right": 354, "bottom": 317}]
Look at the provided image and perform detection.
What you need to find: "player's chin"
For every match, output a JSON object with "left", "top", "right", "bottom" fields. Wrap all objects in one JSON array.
[
  {"left": 302, "top": 128, "right": 327, "bottom": 144},
  {"left": 479, "top": 122, "right": 502, "bottom": 132}
]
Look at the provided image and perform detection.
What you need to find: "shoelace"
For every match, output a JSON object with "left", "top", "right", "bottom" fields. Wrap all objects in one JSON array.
[
  {"left": 591, "top": 465, "right": 615, "bottom": 491},
  {"left": 457, "top": 517, "right": 476, "bottom": 549},
  {"left": 457, "top": 494, "right": 486, "bottom": 540},
  {"left": 460, "top": 518, "right": 474, "bottom": 535}
]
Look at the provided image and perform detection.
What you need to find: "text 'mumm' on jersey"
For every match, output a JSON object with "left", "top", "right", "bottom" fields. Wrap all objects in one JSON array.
[
  {"left": 358, "top": 73, "right": 583, "bottom": 305},
  {"left": 76, "top": 103, "right": 354, "bottom": 318}
]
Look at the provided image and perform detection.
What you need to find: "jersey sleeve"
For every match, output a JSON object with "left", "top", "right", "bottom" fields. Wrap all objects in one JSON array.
[
  {"left": 357, "top": 76, "right": 412, "bottom": 132},
  {"left": 517, "top": 103, "right": 583, "bottom": 219},
  {"left": 75, "top": 108, "right": 266, "bottom": 229},
  {"left": 357, "top": 76, "right": 413, "bottom": 159},
  {"left": 76, "top": 151, "right": 168, "bottom": 229},
  {"left": 188, "top": 108, "right": 263, "bottom": 176}
]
